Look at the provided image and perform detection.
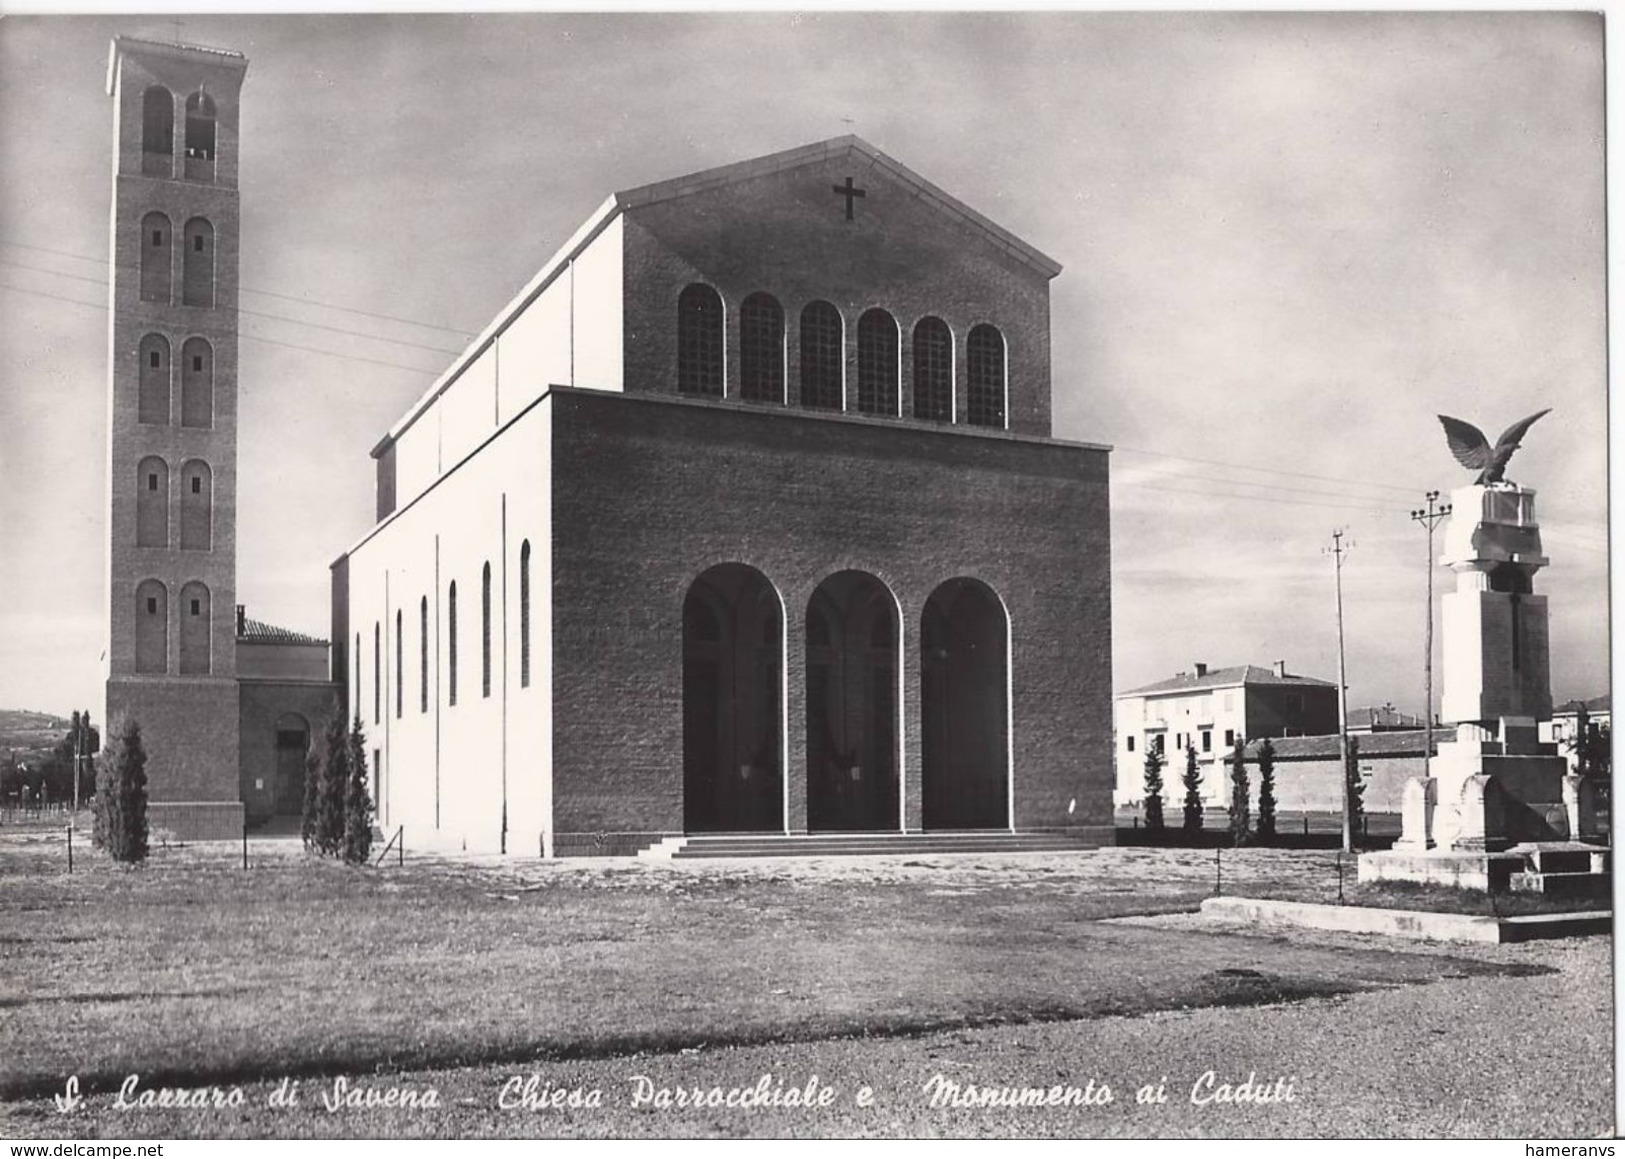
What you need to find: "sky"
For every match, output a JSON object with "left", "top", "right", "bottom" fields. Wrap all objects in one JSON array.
[{"left": 0, "top": 12, "right": 1608, "bottom": 720}]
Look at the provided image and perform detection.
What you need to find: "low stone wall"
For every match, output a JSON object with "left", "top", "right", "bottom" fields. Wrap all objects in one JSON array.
[{"left": 147, "top": 800, "right": 245, "bottom": 842}]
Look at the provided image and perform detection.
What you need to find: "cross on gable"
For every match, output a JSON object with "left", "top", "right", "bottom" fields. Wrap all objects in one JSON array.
[{"left": 832, "top": 176, "right": 866, "bottom": 220}]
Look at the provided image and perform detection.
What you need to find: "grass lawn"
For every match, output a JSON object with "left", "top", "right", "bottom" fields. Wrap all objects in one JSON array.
[{"left": 0, "top": 821, "right": 1562, "bottom": 1129}]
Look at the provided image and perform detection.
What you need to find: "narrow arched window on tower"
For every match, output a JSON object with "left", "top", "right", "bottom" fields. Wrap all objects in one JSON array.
[
  {"left": 184, "top": 89, "right": 217, "bottom": 180},
  {"left": 140, "top": 212, "right": 172, "bottom": 304},
  {"left": 178, "top": 581, "right": 211, "bottom": 675},
  {"left": 677, "top": 284, "right": 724, "bottom": 397},
  {"left": 179, "top": 460, "right": 211, "bottom": 551},
  {"left": 395, "top": 610, "right": 403, "bottom": 719},
  {"left": 138, "top": 334, "right": 170, "bottom": 425},
  {"left": 180, "top": 337, "right": 213, "bottom": 428},
  {"left": 136, "top": 456, "right": 168, "bottom": 548},
  {"left": 967, "top": 324, "right": 1006, "bottom": 428},
  {"left": 856, "top": 308, "right": 899, "bottom": 416},
  {"left": 799, "top": 301, "right": 843, "bottom": 410},
  {"left": 482, "top": 562, "right": 493, "bottom": 699},
  {"left": 520, "top": 541, "right": 531, "bottom": 688},
  {"left": 739, "top": 293, "right": 785, "bottom": 404},
  {"left": 420, "top": 596, "right": 429, "bottom": 714},
  {"left": 135, "top": 580, "right": 168, "bottom": 674},
  {"left": 448, "top": 581, "right": 458, "bottom": 707},
  {"left": 912, "top": 317, "right": 953, "bottom": 423},
  {"left": 182, "top": 218, "right": 215, "bottom": 308},
  {"left": 141, "top": 86, "right": 174, "bottom": 177}
]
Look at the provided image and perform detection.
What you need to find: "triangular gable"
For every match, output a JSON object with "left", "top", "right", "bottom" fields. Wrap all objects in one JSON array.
[{"left": 614, "top": 135, "right": 1062, "bottom": 279}]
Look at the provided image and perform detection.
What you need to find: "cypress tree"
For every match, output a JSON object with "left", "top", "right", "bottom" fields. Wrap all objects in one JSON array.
[
  {"left": 1345, "top": 734, "right": 1366, "bottom": 845},
  {"left": 343, "top": 718, "right": 374, "bottom": 865},
  {"left": 315, "top": 715, "right": 349, "bottom": 857},
  {"left": 1181, "top": 744, "right": 1204, "bottom": 833},
  {"left": 300, "top": 727, "right": 323, "bottom": 851},
  {"left": 1142, "top": 741, "right": 1166, "bottom": 833},
  {"left": 94, "top": 714, "right": 148, "bottom": 864},
  {"left": 1256, "top": 738, "right": 1278, "bottom": 842},
  {"left": 1228, "top": 737, "right": 1250, "bottom": 846}
]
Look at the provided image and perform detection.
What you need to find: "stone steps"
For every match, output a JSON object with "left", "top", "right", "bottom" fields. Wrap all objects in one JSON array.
[
  {"left": 1508, "top": 869, "right": 1613, "bottom": 898},
  {"left": 645, "top": 832, "right": 1101, "bottom": 861}
]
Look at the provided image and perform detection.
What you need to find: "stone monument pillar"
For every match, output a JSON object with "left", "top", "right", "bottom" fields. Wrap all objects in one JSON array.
[{"left": 1416, "top": 483, "right": 1571, "bottom": 851}]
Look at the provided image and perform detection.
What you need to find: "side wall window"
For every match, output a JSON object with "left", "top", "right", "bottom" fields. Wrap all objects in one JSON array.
[
  {"left": 481, "top": 562, "right": 493, "bottom": 698},
  {"left": 448, "top": 581, "right": 458, "bottom": 707},
  {"left": 520, "top": 541, "right": 531, "bottom": 689}
]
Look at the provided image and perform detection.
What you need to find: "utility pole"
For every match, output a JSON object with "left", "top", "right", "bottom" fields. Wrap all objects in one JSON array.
[
  {"left": 1325, "top": 529, "right": 1354, "bottom": 852},
  {"left": 1411, "top": 492, "right": 1452, "bottom": 776}
]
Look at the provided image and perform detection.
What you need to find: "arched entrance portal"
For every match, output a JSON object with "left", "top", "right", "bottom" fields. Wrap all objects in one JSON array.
[
  {"left": 921, "top": 578, "right": 1010, "bottom": 829},
  {"left": 806, "top": 571, "right": 900, "bottom": 831},
  {"left": 682, "top": 564, "right": 783, "bottom": 833},
  {"left": 273, "top": 713, "right": 310, "bottom": 816}
]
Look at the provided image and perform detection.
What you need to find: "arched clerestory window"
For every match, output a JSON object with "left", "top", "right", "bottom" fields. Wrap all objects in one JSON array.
[
  {"left": 135, "top": 580, "right": 168, "bottom": 674},
  {"left": 140, "top": 213, "right": 172, "bottom": 304},
  {"left": 136, "top": 456, "right": 168, "bottom": 548},
  {"left": 966, "top": 324, "right": 1006, "bottom": 428},
  {"left": 520, "top": 541, "right": 531, "bottom": 689},
  {"left": 739, "top": 293, "right": 784, "bottom": 404},
  {"left": 182, "top": 218, "right": 215, "bottom": 308},
  {"left": 912, "top": 317, "right": 953, "bottom": 423},
  {"left": 178, "top": 581, "right": 211, "bottom": 674},
  {"left": 179, "top": 459, "right": 211, "bottom": 551},
  {"left": 481, "top": 562, "right": 493, "bottom": 698},
  {"left": 181, "top": 338, "right": 213, "bottom": 427},
  {"left": 856, "top": 308, "right": 899, "bottom": 417},
  {"left": 799, "top": 300, "right": 843, "bottom": 411},
  {"left": 677, "top": 284, "right": 724, "bottom": 397},
  {"left": 138, "top": 334, "right": 170, "bottom": 425}
]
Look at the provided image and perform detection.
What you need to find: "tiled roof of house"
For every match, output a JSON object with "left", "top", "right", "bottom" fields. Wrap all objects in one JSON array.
[
  {"left": 237, "top": 618, "right": 327, "bottom": 647},
  {"left": 1121, "top": 664, "right": 1336, "bottom": 698},
  {"left": 1347, "top": 705, "right": 1427, "bottom": 730},
  {"left": 1555, "top": 694, "right": 1610, "bottom": 715},
  {"left": 1243, "top": 730, "right": 1436, "bottom": 761}
]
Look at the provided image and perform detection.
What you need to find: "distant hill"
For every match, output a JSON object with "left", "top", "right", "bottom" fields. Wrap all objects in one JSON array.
[{"left": 0, "top": 709, "right": 71, "bottom": 764}]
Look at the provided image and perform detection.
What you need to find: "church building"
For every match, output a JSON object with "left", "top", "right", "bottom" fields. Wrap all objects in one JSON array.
[
  {"left": 103, "top": 37, "right": 337, "bottom": 838},
  {"left": 330, "top": 136, "right": 1116, "bottom": 855}
]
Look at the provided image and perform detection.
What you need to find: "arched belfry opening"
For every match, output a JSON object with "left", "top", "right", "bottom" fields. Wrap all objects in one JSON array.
[
  {"left": 184, "top": 89, "right": 217, "bottom": 179},
  {"left": 141, "top": 86, "right": 173, "bottom": 176},
  {"left": 273, "top": 713, "right": 310, "bottom": 816},
  {"left": 805, "top": 571, "right": 900, "bottom": 832},
  {"left": 682, "top": 564, "right": 783, "bottom": 833},
  {"left": 921, "top": 578, "right": 1010, "bottom": 830}
]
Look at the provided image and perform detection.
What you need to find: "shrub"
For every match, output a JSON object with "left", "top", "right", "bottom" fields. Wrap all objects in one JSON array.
[
  {"left": 1345, "top": 734, "right": 1365, "bottom": 845},
  {"left": 300, "top": 729, "right": 322, "bottom": 851},
  {"left": 94, "top": 714, "right": 148, "bottom": 864},
  {"left": 313, "top": 715, "right": 349, "bottom": 857}
]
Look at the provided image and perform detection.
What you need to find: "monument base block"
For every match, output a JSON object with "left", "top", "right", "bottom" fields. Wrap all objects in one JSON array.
[{"left": 1357, "top": 848, "right": 1525, "bottom": 892}]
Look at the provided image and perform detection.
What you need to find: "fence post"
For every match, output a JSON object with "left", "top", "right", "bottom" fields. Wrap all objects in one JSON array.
[
  {"left": 66, "top": 825, "right": 73, "bottom": 874},
  {"left": 1303, "top": 814, "right": 1309, "bottom": 836},
  {"left": 242, "top": 818, "right": 248, "bottom": 871},
  {"left": 398, "top": 826, "right": 403, "bottom": 868},
  {"left": 1215, "top": 846, "right": 1222, "bottom": 896},
  {"left": 1335, "top": 850, "right": 1345, "bottom": 904}
]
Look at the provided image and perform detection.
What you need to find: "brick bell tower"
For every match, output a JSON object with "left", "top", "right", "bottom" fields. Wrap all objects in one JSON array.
[{"left": 104, "top": 37, "right": 248, "bottom": 838}]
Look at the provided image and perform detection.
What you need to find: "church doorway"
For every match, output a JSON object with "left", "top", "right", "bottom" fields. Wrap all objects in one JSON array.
[
  {"left": 682, "top": 564, "right": 783, "bottom": 833},
  {"left": 921, "top": 579, "right": 1009, "bottom": 830},
  {"left": 805, "top": 571, "right": 900, "bottom": 832},
  {"left": 273, "top": 713, "right": 310, "bottom": 816}
]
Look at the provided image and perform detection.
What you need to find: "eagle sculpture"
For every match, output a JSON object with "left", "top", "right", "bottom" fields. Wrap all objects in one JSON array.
[{"left": 1436, "top": 409, "right": 1552, "bottom": 485}]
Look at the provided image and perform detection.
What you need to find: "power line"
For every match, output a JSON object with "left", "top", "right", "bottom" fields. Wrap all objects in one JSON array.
[
  {"left": 1115, "top": 444, "right": 1428, "bottom": 498},
  {"left": 0, "top": 281, "right": 439, "bottom": 375},
  {"left": 0, "top": 257, "right": 465, "bottom": 357},
  {"left": 1120, "top": 462, "right": 1420, "bottom": 506},
  {"left": 0, "top": 239, "right": 477, "bottom": 338},
  {"left": 1122, "top": 478, "right": 1414, "bottom": 515}
]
